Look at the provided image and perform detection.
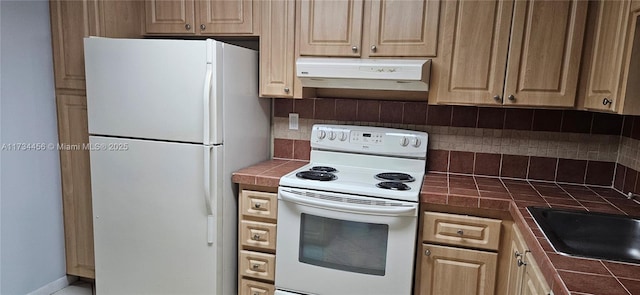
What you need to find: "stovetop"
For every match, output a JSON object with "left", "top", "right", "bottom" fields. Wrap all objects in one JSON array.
[{"left": 278, "top": 124, "right": 429, "bottom": 202}]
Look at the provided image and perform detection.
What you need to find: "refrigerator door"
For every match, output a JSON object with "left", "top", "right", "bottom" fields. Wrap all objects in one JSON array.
[
  {"left": 90, "top": 136, "right": 224, "bottom": 294},
  {"left": 84, "top": 37, "right": 223, "bottom": 144}
]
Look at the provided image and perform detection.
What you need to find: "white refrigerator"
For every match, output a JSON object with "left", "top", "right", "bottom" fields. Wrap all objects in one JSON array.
[{"left": 84, "top": 37, "right": 271, "bottom": 295}]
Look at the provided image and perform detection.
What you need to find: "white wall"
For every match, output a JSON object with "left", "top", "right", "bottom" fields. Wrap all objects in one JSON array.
[{"left": 0, "top": 1, "right": 67, "bottom": 294}]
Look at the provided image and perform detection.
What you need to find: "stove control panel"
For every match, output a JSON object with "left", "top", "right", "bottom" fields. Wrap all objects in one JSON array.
[{"left": 311, "top": 124, "right": 428, "bottom": 158}]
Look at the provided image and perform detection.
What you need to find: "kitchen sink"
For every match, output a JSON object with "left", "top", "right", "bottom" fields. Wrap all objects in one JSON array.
[{"left": 527, "top": 206, "right": 640, "bottom": 264}]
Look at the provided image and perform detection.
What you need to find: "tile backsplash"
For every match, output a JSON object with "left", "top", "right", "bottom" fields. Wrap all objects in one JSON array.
[{"left": 271, "top": 98, "right": 640, "bottom": 195}]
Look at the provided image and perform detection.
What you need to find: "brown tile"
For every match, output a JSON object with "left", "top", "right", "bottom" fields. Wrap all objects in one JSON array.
[
  {"left": 403, "top": 102, "right": 427, "bottom": 125},
  {"left": 449, "top": 151, "right": 474, "bottom": 174},
  {"left": 556, "top": 159, "right": 587, "bottom": 184},
  {"left": 356, "top": 100, "right": 380, "bottom": 122},
  {"left": 314, "top": 98, "right": 336, "bottom": 120},
  {"left": 232, "top": 173, "right": 256, "bottom": 185},
  {"left": 501, "top": 154, "right": 529, "bottom": 179},
  {"left": 449, "top": 187, "right": 479, "bottom": 196},
  {"left": 274, "top": 98, "right": 293, "bottom": 117},
  {"left": 590, "top": 187, "right": 626, "bottom": 198},
  {"left": 421, "top": 193, "right": 448, "bottom": 204},
  {"left": 543, "top": 196, "right": 581, "bottom": 206},
  {"left": 602, "top": 261, "right": 640, "bottom": 280},
  {"left": 507, "top": 185, "right": 539, "bottom": 196},
  {"left": 255, "top": 175, "right": 281, "bottom": 187},
  {"left": 622, "top": 115, "right": 633, "bottom": 138},
  {"left": 427, "top": 149, "right": 449, "bottom": 172},
  {"left": 549, "top": 204, "right": 585, "bottom": 210},
  {"left": 422, "top": 186, "right": 448, "bottom": 194},
  {"left": 533, "top": 109, "right": 563, "bottom": 132},
  {"left": 335, "top": 99, "right": 357, "bottom": 121},
  {"left": 479, "top": 191, "right": 512, "bottom": 199},
  {"left": 591, "top": 112, "right": 623, "bottom": 135},
  {"left": 561, "top": 110, "right": 593, "bottom": 134},
  {"left": 558, "top": 271, "right": 628, "bottom": 295},
  {"left": 477, "top": 184, "right": 507, "bottom": 192},
  {"left": 273, "top": 138, "right": 294, "bottom": 159},
  {"left": 474, "top": 176, "right": 504, "bottom": 187},
  {"left": 632, "top": 116, "right": 640, "bottom": 140},
  {"left": 512, "top": 194, "right": 545, "bottom": 202},
  {"left": 504, "top": 108, "right": 534, "bottom": 131},
  {"left": 537, "top": 237, "right": 554, "bottom": 252},
  {"left": 379, "top": 101, "right": 403, "bottom": 124},
  {"left": 473, "top": 153, "right": 501, "bottom": 176},
  {"left": 528, "top": 156, "right": 558, "bottom": 181},
  {"left": 605, "top": 197, "right": 640, "bottom": 215},
  {"left": 447, "top": 195, "right": 479, "bottom": 208},
  {"left": 619, "top": 278, "right": 640, "bottom": 295},
  {"left": 479, "top": 198, "right": 511, "bottom": 210},
  {"left": 585, "top": 161, "right": 615, "bottom": 186},
  {"left": 293, "top": 140, "right": 311, "bottom": 160},
  {"left": 423, "top": 180, "right": 448, "bottom": 189},
  {"left": 568, "top": 190, "right": 606, "bottom": 202},
  {"left": 536, "top": 187, "right": 570, "bottom": 198},
  {"left": 624, "top": 168, "right": 638, "bottom": 194},
  {"left": 613, "top": 163, "right": 627, "bottom": 190},
  {"left": 477, "top": 107, "right": 505, "bottom": 129},
  {"left": 294, "top": 99, "right": 314, "bottom": 119},
  {"left": 548, "top": 254, "right": 611, "bottom": 275},
  {"left": 580, "top": 201, "right": 624, "bottom": 214},
  {"left": 451, "top": 105, "right": 477, "bottom": 128},
  {"left": 426, "top": 105, "right": 452, "bottom": 126}
]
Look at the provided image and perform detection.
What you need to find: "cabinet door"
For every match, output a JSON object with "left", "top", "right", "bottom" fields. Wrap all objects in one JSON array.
[
  {"left": 584, "top": 0, "right": 632, "bottom": 112},
  {"left": 420, "top": 244, "right": 498, "bottom": 295},
  {"left": 144, "top": 0, "right": 195, "bottom": 34},
  {"left": 521, "top": 252, "right": 551, "bottom": 295},
  {"left": 505, "top": 226, "right": 528, "bottom": 295},
  {"left": 260, "top": 0, "right": 295, "bottom": 97},
  {"left": 298, "top": 0, "right": 364, "bottom": 56},
  {"left": 196, "top": 0, "right": 254, "bottom": 34},
  {"left": 366, "top": 0, "right": 439, "bottom": 57},
  {"left": 56, "top": 94, "right": 95, "bottom": 278},
  {"left": 504, "top": 0, "right": 587, "bottom": 107},
  {"left": 433, "top": 0, "right": 514, "bottom": 105},
  {"left": 50, "top": 0, "right": 101, "bottom": 90}
]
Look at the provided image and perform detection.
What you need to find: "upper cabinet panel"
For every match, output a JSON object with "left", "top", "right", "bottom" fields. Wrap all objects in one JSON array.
[
  {"left": 298, "top": 0, "right": 364, "bottom": 56},
  {"left": 367, "top": 0, "right": 439, "bottom": 57},
  {"left": 433, "top": 0, "right": 513, "bottom": 104},
  {"left": 145, "top": 0, "right": 195, "bottom": 34},
  {"left": 196, "top": 0, "right": 253, "bottom": 34},
  {"left": 50, "top": 0, "right": 101, "bottom": 90},
  {"left": 504, "top": 0, "right": 587, "bottom": 107}
]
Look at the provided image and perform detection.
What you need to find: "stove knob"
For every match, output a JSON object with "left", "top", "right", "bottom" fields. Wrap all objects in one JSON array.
[
  {"left": 411, "top": 137, "right": 421, "bottom": 147},
  {"left": 328, "top": 131, "right": 337, "bottom": 140},
  {"left": 400, "top": 137, "right": 409, "bottom": 147},
  {"left": 339, "top": 132, "right": 348, "bottom": 141},
  {"left": 317, "top": 130, "right": 326, "bottom": 140}
]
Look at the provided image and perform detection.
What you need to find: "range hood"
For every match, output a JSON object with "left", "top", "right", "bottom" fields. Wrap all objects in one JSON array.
[{"left": 296, "top": 57, "right": 431, "bottom": 92}]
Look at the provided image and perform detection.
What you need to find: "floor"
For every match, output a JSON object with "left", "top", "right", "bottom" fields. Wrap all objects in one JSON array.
[{"left": 51, "top": 281, "right": 93, "bottom": 295}]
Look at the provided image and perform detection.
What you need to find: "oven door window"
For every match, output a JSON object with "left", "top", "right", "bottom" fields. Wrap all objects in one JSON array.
[{"left": 299, "top": 213, "right": 389, "bottom": 276}]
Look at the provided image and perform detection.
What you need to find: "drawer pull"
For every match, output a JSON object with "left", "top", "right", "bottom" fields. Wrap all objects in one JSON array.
[
  {"left": 456, "top": 229, "right": 464, "bottom": 236},
  {"left": 252, "top": 234, "right": 261, "bottom": 240},
  {"left": 252, "top": 264, "right": 260, "bottom": 270},
  {"left": 254, "top": 203, "right": 262, "bottom": 209}
]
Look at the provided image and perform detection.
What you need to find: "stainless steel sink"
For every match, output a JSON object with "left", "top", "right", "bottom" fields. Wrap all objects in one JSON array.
[{"left": 528, "top": 206, "right": 640, "bottom": 264}]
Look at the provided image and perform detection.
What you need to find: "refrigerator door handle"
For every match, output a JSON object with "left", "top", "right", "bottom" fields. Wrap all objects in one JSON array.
[
  {"left": 203, "top": 63, "right": 213, "bottom": 145},
  {"left": 204, "top": 145, "right": 214, "bottom": 244}
]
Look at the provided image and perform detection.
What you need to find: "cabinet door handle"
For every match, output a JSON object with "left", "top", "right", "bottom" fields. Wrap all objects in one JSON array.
[
  {"left": 603, "top": 97, "right": 612, "bottom": 106},
  {"left": 284, "top": 87, "right": 290, "bottom": 93},
  {"left": 493, "top": 95, "right": 502, "bottom": 102},
  {"left": 507, "top": 94, "right": 515, "bottom": 101},
  {"left": 352, "top": 46, "right": 358, "bottom": 53},
  {"left": 185, "top": 24, "right": 191, "bottom": 30},
  {"left": 456, "top": 229, "right": 464, "bottom": 236},
  {"left": 371, "top": 45, "right": 377, "bottom": 52},
  {"left": 517, "top": 258, "right": 526, "bottom": 267},
  {"left": 200, "top": 24, "right": 206, "bottom": 30},
  {"left": 424, "top": 249, "right": 431, "bottom": 256}
]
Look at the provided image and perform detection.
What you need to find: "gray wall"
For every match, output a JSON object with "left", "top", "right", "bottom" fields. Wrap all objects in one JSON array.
[{"left": 0, "top": 0, "right": 66, "bottom": 294}]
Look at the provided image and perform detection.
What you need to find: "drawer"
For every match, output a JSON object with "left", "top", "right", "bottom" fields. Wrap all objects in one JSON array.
[
  {"left": 423, "top": 212, "right": 502, "bottom": 251},
  {"left": 239, "top": 278, "right": 275, "bottom": 295},
  {"left": 240, "top": 250, "right": 276, "bottom": 282},
  {"left": 241, "top": 190, "right": 277, "bottom": 221},
  {"left": 240, "top": 220, "right": 277, "bottom": 251}
]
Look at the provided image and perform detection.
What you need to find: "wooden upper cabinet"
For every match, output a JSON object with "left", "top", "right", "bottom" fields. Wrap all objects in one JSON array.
[
  {"left": 365, "top": 0, "right": 439, "bottom": 57},
  {"left": 144, "top": 0, "right": 256, "bottom": 35},
  {"left": 260, "top": 0, "right": 295, "bottom": 98},
  {"left": 196, "top": 0, "right": 254, "bottom": 34},
  {"left": 584, "top": 0, "right": 640, "bottom": 114},
  {"left": 433, "top": 0, "right": 513, "bottom": 104},
  {"left": 504, "top": 0, "right": 587, "bottom": 107},
  {"left": 145, "top": 0, "right": 195, "bottom": 34},
  {"left": 433, "top": 0, "right": 587, "bottom": 107},
  {"left": 50, "top": 0, "right": 101, "bottom": 90},
  {"left": 298, "top": 0, "right": 364, "bottom": 56}
]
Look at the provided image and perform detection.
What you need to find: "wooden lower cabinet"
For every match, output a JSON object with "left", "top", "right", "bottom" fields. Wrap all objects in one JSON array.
[
  {"left": 419, "top": 244, "right": 498, "bottom": 295},
  {"left": 502, "top": 225, "right": 551, "bottom": 295},
  {"left": 521, "top": 252, "right": 551, "bottom": 295},
  {"left": 238, "top": 187, "right": 278, "bottom": 295}
]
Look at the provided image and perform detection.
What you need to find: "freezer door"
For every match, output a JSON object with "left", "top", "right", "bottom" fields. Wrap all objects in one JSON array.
[
  {"left": 90, "top": 136, "right": 226, "bottom": 294},
  {"left": 84, "top": 38, "right": 223, "bottom": 144}
]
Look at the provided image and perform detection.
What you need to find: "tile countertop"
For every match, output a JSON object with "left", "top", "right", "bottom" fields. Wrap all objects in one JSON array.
[{"left": 232, "top": 160, "right": 640, "bottom": 295}]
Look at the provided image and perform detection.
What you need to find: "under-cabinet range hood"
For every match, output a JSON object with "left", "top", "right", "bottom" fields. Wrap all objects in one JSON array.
[{"left": 296, "top": 57, "right": 431, "bottom": 92}]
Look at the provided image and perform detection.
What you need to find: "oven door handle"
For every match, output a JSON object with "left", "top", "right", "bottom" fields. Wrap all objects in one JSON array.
[{"left": 279, "top": 190, "right": 417, "bottom": 216}]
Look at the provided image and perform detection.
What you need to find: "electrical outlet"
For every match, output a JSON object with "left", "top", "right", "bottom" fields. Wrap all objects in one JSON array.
[{"left": 289, "top": 113, "right": 299, "bottom": 130}]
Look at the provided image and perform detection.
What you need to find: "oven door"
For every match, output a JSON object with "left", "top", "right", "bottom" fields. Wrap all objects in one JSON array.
[{"left": 275, "top": 187, "right": 419, "bottom": 295}]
